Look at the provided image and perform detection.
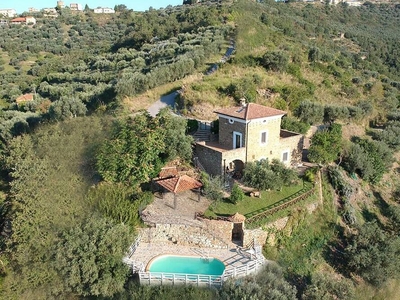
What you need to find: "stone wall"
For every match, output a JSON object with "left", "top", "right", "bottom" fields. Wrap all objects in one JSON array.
[
  {"left": 218, "top": 117, "right": 246, "bottom": 149},
  {"left": 195, "top": 143, "right": 223, "bottom": 176},
  {"left": 246, "top": 116, "right": 282, "bottom": 162},
  {"left": 243, "top": 228, "right": 269, "bottom": 247},
  {"left": 140, "top": 220, "right": 232, "bottom": 249},
  {"left": 277, "top": 132, "right": 304, "bottom": 166}
]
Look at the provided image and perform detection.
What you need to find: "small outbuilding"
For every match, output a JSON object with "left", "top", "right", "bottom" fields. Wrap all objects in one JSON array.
[{"left": 154, "top": 171, "right": 202, "bottom": 209}]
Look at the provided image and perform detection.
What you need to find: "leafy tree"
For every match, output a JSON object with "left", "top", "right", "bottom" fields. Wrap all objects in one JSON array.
[
  {"left": 295, "top": 100, "right": 324, "bottom": 125},
  {"left": 344, "top": 221, "right": 400, "bottom": 286},
  {"left": 157, "top": 108, "right": 193, "bottom": 161},
  {"left": 229, "top": 183, "right": 244, "bottom": 204},
  {"left": 281, "top": 116, "right": 310, "bottom": 134},
  {"left": 218, "top": 263, "right": 297, "bottom": 300},
  {"left": 48, "top": 97, "right": 87, "bottom": 120},
  {"left": 54, "top": 216, "right": 132, "bottom": 297},
  {"left": 343, "top": 138, "right": 393, "bottom": 183},
  {"left": 375, "top": 120, "right": 400, "bottom": 149},
  {"left": 96, "top": 113, "right": 164, "bottom": 185},
  {"left": 96, "top": 111, "right": 193, "bottom": 186},
  {"left": 261, "top": 51, "right": 289, "bottom": 72},
  {"left": 308, "top": 123, "right": 342, "bottom": 164},
  {"left": 302, "top": 272, "right": 355, "bottom": 300},
  {"left": 308, "top": 47, "right": 321, "bottom": 63},
  {"left": 200, "top": 172, "right": 224, "bottom": 202},
  {"left": 243, "top": 159, "right": 298, "bottom": 191}
]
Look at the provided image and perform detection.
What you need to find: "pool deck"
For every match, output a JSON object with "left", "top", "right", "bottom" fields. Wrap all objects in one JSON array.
[
  {"left": 130, "top": 242, "right": 258, "bottom": 272},
  {"left": 129, "top": 190, "right": 267, "bottom": 275}
]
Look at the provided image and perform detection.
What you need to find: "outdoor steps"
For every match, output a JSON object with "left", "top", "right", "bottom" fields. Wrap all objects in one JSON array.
[{"left": 192, "top": 129, "right": 210, "bottom": 142}]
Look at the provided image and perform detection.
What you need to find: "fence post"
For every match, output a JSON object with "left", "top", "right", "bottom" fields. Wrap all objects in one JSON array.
[{"left": 173, "top": 274, "right": 175, "bottom": 285}]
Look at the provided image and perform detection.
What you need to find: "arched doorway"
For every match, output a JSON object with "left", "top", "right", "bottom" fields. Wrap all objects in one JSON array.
[
  {"left": 229, "top": 213, "right": 246, "bottom": 246},
  {"left": 232, "top": 159, "right": 244, "bottom": 179}
]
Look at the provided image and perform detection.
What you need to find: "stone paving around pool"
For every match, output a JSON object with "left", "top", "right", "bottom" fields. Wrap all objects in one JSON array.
[
  {"left": 129, "top": 241, "right": 262, "bottom": 273},
  {"left": 127, "top": 190, "right": 269, "bottom": 276}
]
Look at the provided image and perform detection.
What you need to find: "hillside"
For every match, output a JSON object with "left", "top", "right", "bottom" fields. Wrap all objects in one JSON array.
[{"left": 0, "top": 0, "right": 400, "bottom": 299}]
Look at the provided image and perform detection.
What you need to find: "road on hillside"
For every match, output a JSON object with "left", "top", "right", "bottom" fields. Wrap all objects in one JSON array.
[
  {"left": 147, "top": 91, "right": 178, "bottom": 117},
  {"left": 147, "top": 42, "right": 235, "bottom": 116}
]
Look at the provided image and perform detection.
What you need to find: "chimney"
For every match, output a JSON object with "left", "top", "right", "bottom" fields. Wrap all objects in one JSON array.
[{"left": 240, "top": 98, "right": 247, "bottom": 107}]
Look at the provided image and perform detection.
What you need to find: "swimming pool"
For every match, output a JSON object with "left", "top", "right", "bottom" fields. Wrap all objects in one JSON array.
[{"left": 148, "top": 255, "right": 225, "bottom": 275}]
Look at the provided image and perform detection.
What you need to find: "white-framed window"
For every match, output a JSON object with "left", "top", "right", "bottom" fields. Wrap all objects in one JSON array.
[
  {"left": 260, "top": 131, "right": 268, "bottom": 144},
  {"left": 233, "top": 131, "right": 243, "bottom": 149},
  {"left": 282, "top": 151, "right": 289, "bottom": 163}
]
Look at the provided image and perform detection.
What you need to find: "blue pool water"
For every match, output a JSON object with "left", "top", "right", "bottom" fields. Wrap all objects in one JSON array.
[{"left": 148, "top": 255, "right": 225, "bottom": 275}]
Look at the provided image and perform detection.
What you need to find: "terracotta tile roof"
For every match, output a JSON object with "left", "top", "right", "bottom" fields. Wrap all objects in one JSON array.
[
  {"left": 158, "top": 167, "right": 179, "bottom": 179},
  {"left": 228, "top": 212, "right": 246, "bottom": 223},
  {"left": 215, "top": 103, "right": 286, "bottom": 120},
  {"left": 11, "top": 17, "right": 26, "bottom": 22},
  {"left": 156, "top": 175, "right": 202, "bottom": 194},
  {"left": 16, "top": 93, "right": 34, "bottom": 103}
]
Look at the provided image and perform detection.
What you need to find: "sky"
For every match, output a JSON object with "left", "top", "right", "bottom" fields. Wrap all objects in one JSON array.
[{"left": 4, "top": 0, "right": 184, "bottom": 14}]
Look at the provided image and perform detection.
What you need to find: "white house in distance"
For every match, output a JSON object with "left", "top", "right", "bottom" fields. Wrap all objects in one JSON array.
[
  {"left": 94, "top": 7, "right": 115, "bottom": 14},
  {"left": 0, "top": 9, "right": 17, "bottom": 18},
  {"left": 10, "top": 16, "right": 36, "bottom": 25},
  {"left": 70, "top": 3, "right": 83, "bottom": 11}
]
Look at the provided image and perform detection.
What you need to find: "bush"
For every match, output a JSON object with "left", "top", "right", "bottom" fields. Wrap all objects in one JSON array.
[
  {"left": 344, "top": 221, "right": 400, "bottom": 286},
  {"left": 281, "top": 116, "right": 310, "bottom": 134},
  {"left": 261, "top": 51, "right": 289, "bottom": 72},
  {"left": 229, "top": 183, "right": 244, "bottom": 204},
  {"left": 308, "top": 123, "right": 342, "bottom": 165},
  {"left": 200, "top": 172, "right": 224, "bottom": 201},
  {"left": 186, "top": 119, "right": 198, "bottom": 134},
  {"left": 343, "top": 138, "right": 393, "bottom": 184},
  {"left": 243, "top": 159, "right": 298, "bottom": 191},
  {"left": 295, "top": 100, "right": 324, "bottom": 125},
  {"left": 302, "top": 272, "right": 355, "bottom": 300},
  {"left": 304, "top": 167, "right": 318, "bottom": 183}
]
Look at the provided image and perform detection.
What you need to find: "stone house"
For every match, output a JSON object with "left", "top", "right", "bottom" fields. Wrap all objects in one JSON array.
[{"left": 195, "top": 102, "right": 303, "bottom": 176}]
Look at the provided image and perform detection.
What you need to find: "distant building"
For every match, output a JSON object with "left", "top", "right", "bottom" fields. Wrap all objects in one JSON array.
[
  {"left": 70, "top": 3, "right": 83, "bottom": 11},
  {"left": 0, "top": 9, "right": 17, "bottom": 18},
  {"left": 16, "top": 93, "right": 34, "bottom": 105},
  {"left": 93, "top": 7, "right": 115, "bottom": 14},
  {"left": 0, "top": 19, "right": 8, "bottom": 26},
  {"left": 10, "top": 16, "right": 36, "bottom": 25},
  {"left": 345, "top": 0, "right": 362, "bottom": 6},
  {"left": 29, "top": 7, "right": 40, "bottom": 13},
  {"left": 57, "top": 1, "right": 65, "bottom": 8},
  {"left": 42, "top": 8, "right": 59, "bottom": 17}
]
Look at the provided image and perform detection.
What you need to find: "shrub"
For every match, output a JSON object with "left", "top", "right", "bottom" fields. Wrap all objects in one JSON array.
[
  {"left": 243, "top": 159, "right": 298, "bottom": 191},
  {"left": 281, "top": 116, "right": 310, "bottom": 134},
  {"left": 186, "top": 119, "right": 198, "bottom": 134},
  {"left": 229, "top": 183, "right": 244, "bottom": 204},
  {"left": 200, "top": 172, "right": 224, "bottom": 201}
]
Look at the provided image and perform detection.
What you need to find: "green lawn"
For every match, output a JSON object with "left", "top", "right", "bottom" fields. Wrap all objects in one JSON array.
[{"left": 207, "top": 181, "right": 304, "bottom": 216}]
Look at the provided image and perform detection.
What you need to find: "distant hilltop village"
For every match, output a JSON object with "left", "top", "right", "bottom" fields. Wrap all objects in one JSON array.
[
  {"left": 0, "top": 0, "right": 396, "bottom": 22},
  {"left": 0, "top": 1, "right": 116, "bottom": 21}
]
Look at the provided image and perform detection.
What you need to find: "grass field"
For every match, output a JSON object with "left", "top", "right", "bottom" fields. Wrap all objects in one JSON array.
[{"left": 207, "top": 181, "right": 304, "bottom": 216}]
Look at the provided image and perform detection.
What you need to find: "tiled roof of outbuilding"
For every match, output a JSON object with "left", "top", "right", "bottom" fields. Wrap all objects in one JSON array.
[{"left": 156, "top": 175, "right": 202, "bottom": 194}]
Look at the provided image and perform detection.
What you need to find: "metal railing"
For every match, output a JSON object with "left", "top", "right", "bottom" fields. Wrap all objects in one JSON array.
[
  {"left": 138, "top": 256, "right": 266, "bottom": 287},
  {"left": 126, "top": 234, "right": 141, "bottom": 258}
]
